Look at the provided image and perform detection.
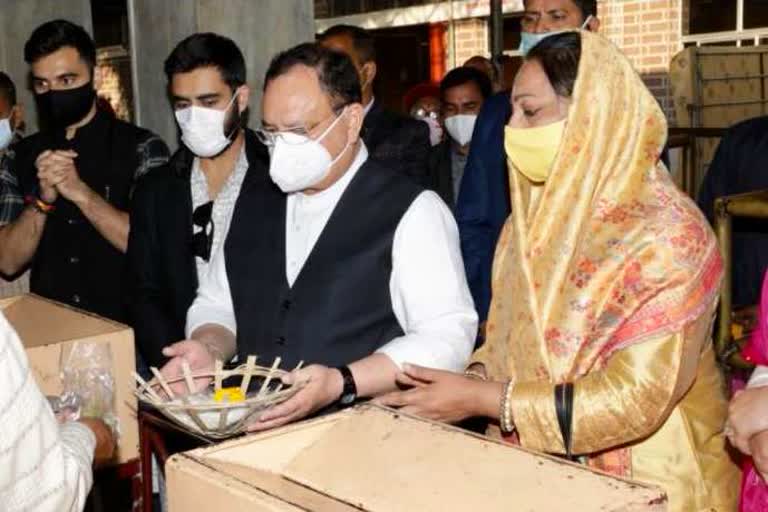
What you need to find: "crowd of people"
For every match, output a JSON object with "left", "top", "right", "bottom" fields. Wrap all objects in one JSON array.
[{"left": 2, "top": 0, "right": 768, "bottom": 511}]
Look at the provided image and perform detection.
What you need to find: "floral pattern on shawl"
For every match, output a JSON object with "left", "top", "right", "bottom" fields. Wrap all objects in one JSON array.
[{"left": 472, "top": 31, "right": 723, "bottom": 477}]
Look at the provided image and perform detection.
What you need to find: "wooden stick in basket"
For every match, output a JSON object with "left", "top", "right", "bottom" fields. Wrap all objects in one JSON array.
[
  {"left": 177, "top": 361, "right": 210, "bottom": 434},
  {"left": 240, "top": 355, "right": 257, "bottom": 395},
  {"left": 214, "top": 360, "right": 223, "bottom": 392},
  {"left": 275, "top": 360, "right": 304, "bottom": 392},
  {"left": 218, "top": 405, "right": 230, "bottom": 431},
  {"left": 132, "top": 371, "right": 163, "bottom": 403},
  {"left": 150, "top": 367, "right": 176, "bottom": 400},
  {"left": 181, "top": 361, "right": 196, "bottom": 394},
  {"left": 257, "top": 357, "right": 282, "bottom": 396}
]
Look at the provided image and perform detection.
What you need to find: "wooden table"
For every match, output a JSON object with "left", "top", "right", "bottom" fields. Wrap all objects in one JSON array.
[{"left": 139, "top": 408, "right": 214, "bottom": 512}]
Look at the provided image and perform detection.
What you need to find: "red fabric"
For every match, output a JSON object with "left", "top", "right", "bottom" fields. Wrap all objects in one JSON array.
[{"left": 402, "top": 82, "right": 440, "bottom": 113}]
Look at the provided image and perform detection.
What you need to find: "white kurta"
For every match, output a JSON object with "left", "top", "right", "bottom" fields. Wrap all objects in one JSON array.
[
  {"left": 0, "top": 313, "right": 96, "bottom": 512},
  {"left": 187, "top": 144, "right": 477, "bottom": 371}
]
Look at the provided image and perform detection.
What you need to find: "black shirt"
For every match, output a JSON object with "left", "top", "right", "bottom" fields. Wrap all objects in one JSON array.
[{"left": 0, "top": 110, "right": 169, "bottom": 321}]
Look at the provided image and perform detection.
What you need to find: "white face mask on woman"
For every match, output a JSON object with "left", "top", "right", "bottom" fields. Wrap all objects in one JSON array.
[
  {"left": 268, "top": 109, "right": 350, "bottom": 193},
  {"left": 175, "top": 88, "right": 240, "bottom": 157}
]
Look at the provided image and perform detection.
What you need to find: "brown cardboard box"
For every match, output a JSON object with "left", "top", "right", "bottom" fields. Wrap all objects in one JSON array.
[
  {"left": 1, "top": 293, "right": 138, "bottom": 464},
  {"left": 166, "top": 405, "right": 667, "bottom": 511}
]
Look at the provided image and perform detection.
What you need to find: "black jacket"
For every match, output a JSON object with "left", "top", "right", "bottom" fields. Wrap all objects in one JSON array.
[
  {"left": 697, "top": 116, "right": 768, "bottom": 306},
  {"left": 7, "top": 110, "right": 168, "bottom": 322},
  {"left": 362, "top": 101, "right": 431, "bottom": 187},
  {"left": 428, "top": 139, "right": 457, "bottom": 208},
  {"left": 226, "top": 156, "right": 422, "bottom": 369},
  {"left": 127, "top": 129, "right": 269, "bottom": 368}
]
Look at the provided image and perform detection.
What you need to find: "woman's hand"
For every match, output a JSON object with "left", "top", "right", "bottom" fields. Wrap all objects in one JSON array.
[
  {"left": 374, "top": 364, "right": 502, "bottom": 424},
  {"left": 78, "top": 418, "right": 116, "bottom": 467},
  {"left": 728, "top": 387, "right": 768, "bottom": 454}
]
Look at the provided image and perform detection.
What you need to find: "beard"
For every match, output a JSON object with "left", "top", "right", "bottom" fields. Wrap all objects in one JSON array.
[{"left": 223, "top": 103, "right": 242, "bottom": 139}]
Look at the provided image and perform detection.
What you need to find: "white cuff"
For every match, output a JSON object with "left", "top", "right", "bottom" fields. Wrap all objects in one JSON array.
[
  {"left": 185, "top": 306, "right": 237, "bottom": 339},
  {"left": 376, "top": 332, "right": 473, "bottom": 373}
]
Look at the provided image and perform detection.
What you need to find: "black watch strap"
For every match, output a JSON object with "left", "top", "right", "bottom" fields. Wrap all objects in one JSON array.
[{"left": 335, "top": 365, "right": 357, "bottom": 407}]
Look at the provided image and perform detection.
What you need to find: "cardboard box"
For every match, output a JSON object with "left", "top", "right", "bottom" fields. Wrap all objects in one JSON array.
[
  {"left": 1, "top": 293, "right": 138, "bottom": 464},
  {"left": 166, "top": 405, "right": 667, "bottom": 511}
]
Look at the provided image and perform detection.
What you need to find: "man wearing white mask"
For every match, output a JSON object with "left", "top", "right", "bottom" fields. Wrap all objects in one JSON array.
[
  {"left": 429, "top": 66, "right": 491, "bottom": 208},
  {"left": 159, "top": 43, "right": 477, "bottom": 431},
  {"left": 127, "top": 33, "right": 268, "bottom": 371},
  {"left": 0, "top": 72, "right": 24, "bottom": 159}
]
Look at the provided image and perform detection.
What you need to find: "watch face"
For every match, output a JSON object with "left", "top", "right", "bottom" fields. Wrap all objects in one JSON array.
[{"left": 340, "top": 393, "right": 356, "bottom": 405}]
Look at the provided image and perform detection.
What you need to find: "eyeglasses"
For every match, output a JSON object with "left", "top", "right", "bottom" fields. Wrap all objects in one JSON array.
[
  {"left": 413, "top": 108, "right": 440, "bottom": 121},
  {"left": 191, "top": 201, "right": 214, "bottom": 262},
  {"left": 255, "top": 106, "right": 347, "bottom": 147}
]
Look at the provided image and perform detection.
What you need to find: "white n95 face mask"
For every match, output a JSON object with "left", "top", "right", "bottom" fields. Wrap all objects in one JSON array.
[
  {"left": 0, "top": 118, "right": 12, "bottom": 150},
  {"left": 444, "top": 114, "right": 477, "bottom": 147},
  {"left": 175, "top": 88, "right": 240, "bottom": 157},
  {"left": 269, "top": 109, "right": 350, "bottom": 193}
]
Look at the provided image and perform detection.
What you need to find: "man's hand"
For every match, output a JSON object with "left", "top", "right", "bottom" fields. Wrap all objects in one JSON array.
[
  {"left": 246, "top": 364, "right": 343, "bottom": 432},
  {"left": 49, "top": 151, "right": 94, "bottom": 206},
  {"left": 78, "top": 417, "right": 116, "bottom": 467},
  {"left": 158, "top": 340, "right": 217, "bottom": 396},
  {"left": 728, "top": 386, "right": 768, "bottom": 454},
  {"left": 374, "top": 364, "right": 497, "bottom": 424},
  {"left": 36, "top": 149, "right": 95, "bottom": 206},
  {"left": 35, "top": 150, "right": 72, "bottom": 203}
]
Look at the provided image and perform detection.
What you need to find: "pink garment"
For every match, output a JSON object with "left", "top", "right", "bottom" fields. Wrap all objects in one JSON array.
[
  {"left": 744, "top": 273, "right": 768, "bottom": 366},
  {"left": 740, "top": 271, "right": 768, "bottom": 512}
]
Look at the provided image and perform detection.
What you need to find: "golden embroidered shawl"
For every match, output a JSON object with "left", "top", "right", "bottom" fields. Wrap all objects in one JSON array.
[{"left": 472, "top": 31, "right": 739, "bottom": 511}]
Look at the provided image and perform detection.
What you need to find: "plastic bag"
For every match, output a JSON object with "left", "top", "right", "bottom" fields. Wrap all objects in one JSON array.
[
  {"left": 59, "top": 341, "right": 118, "bottom": 436},
  {"left": 46, "top": 393, "right": 82, "bottom": 423}
]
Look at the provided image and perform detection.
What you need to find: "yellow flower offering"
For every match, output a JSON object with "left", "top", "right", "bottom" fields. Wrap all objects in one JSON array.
[
  {"left": 731, "top": 322, "right": 744, "bottom": 341},
  {"left": 213, "top": 387, "right": 245, "bottom": 403}
]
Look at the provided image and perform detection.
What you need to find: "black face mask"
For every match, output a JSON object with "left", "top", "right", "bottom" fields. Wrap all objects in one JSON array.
[{"left": 36, "top": 82, "right": 96, "bottom": 129}]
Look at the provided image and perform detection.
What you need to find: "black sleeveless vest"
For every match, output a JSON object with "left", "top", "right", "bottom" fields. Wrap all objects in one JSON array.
[
  {"left": 225, "top": 157, "right": 423, "bottom": 369},
  {"left": 15, "top": 111, "right": 151, "bottom": 322}
]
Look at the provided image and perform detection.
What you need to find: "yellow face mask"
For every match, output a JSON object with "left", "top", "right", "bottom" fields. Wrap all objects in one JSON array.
[{"left": 504, "top": 119, "right": 566, "bottom": 183}]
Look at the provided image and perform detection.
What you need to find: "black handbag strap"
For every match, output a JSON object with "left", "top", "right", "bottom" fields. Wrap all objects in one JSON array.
[{"left": 555, "top": 382, "right": 574, "bottom": 459}]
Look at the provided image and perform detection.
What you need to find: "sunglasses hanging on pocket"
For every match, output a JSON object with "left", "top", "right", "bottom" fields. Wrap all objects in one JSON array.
[{"left": 191, "top": 201, "right": 215, "bottom": 261}]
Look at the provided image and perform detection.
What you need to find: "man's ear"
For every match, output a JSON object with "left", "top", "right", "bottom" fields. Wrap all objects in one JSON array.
[
  {"left": 587, "top": 16, "right": 600, "bottom": 32},
  {"left": 361, "top": 61, "right": 377, "bottom": 89},
  {"left": 345, "top": 102, "right": 364, "bottom": 142},
  {"left": 10, "top": 104, "right": 24, "bottom": 131},
  {"left": 93, "top": 66, "right": 103, "bottom": 90},
  {"left": 236, "top": 84, "right": 251, "bottom": 114}
]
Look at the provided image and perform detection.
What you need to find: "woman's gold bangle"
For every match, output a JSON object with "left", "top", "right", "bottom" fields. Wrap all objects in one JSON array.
[
  {"left": 500, "top": 379, "right": 515, "bottom": 433},
  {"left": 464, "top": 369, "right": 487, "bottom": 381}
]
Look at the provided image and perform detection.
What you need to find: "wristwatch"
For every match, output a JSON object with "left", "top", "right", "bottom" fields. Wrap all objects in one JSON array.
[{"left": 335, "top": 365, "right": 357, "bottom": 407}]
